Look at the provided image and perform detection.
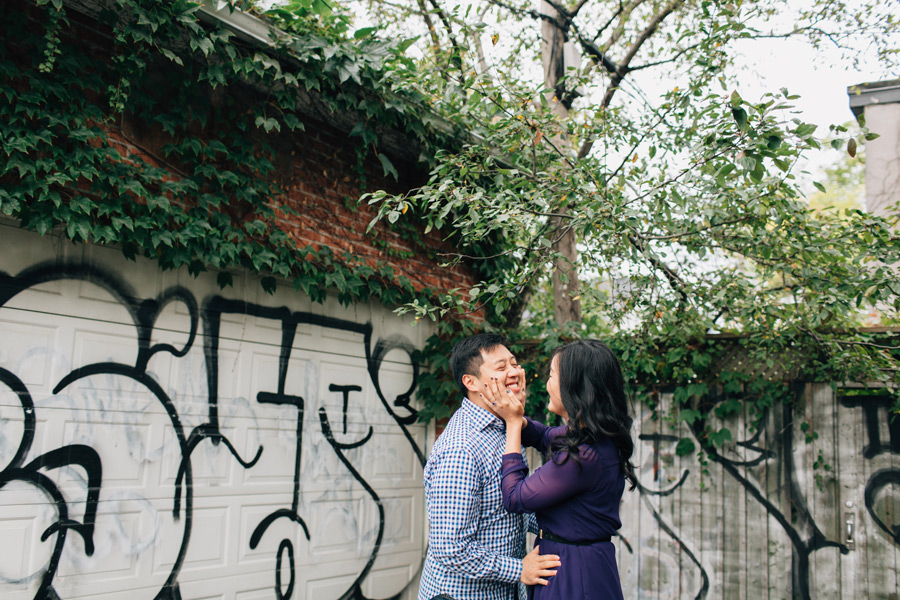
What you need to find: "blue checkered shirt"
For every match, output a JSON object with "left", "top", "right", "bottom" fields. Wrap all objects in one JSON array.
[{"left": 418, "top": 398, "right": 528, "bottom": 600}]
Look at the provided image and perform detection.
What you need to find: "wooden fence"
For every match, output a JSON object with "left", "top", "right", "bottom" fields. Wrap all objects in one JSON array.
[{"left": 616, "top": 383, "right": 899, "bottom": 599}]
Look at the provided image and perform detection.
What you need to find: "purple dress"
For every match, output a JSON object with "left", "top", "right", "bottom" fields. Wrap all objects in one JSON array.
[{"left": 501, "top": 418, "right": 625, "bottom": 600}]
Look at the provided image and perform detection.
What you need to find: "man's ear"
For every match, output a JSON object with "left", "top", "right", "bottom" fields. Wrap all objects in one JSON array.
[{"left": 461, "top": 373, "right": 481, "bottom": 394}]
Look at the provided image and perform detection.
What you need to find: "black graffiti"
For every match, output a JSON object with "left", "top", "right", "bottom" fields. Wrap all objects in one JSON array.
[
  {"left": 864, "top": 468, "right": 900, "bottom": 545},
  {"left": 634, "top": 432, "right": 707, "bottom": 599},
  {"left": 637, "top": 433, "right": 691, "bottom": 496},
  {"left": 0, "top": 261, "right": 423, "bottom": 600},
  {"left": 276, "top": 539, "right": 296, "bottom": 600},
  {"left": 319, "top": 407, "right": 399, "bottom": 600},
  {"left": 686, "top": 386, "right": 846, "bottom": 600},
  {"left": 0, "top": 366, "right": 102, "bottom": 600},
  {"left": 330, "top": 385, "right": 363, "bottom": 434},
  {"left": 839, "top": 393, "right": 900, "bottom": 549},
  {"left": 840, "top": 394, "right": 900, "bottom": 458}
]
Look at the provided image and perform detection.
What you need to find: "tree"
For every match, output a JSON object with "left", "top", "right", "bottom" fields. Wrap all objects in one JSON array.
[{"left": 348, "top": 0, "right": 900, "bottom": 420}]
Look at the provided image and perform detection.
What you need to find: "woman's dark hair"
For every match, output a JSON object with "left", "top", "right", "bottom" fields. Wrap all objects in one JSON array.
[{"left": 549, "top": 339, "right": 637, "bottom": 490}]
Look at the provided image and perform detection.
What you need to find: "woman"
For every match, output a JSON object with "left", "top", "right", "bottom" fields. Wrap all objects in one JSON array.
[{"left": 485, "top": 339, "right": 636, "bottom": 600}]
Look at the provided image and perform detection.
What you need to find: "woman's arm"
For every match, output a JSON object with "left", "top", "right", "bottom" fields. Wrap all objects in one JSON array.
[
  {"left": 500, "top": 448, "right": 599, "bottom": 513},
  {"left": 521, "top": 418, "right": 568, "bottom": 454}
]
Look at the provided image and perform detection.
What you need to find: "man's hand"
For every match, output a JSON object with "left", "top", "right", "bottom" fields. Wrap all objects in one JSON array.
[{"left": 520, "top": 545, "right": 560, "bottom": 586}]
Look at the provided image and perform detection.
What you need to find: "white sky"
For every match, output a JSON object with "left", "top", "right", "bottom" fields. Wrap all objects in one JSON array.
[
  {"left": 260, "top": 0, "right": 895, "bottom": 180},
  {"left": 731, "top": 37, "right": 879, "bottom": 132},
  {"left": 617, "top": 24, "right": 894, "bottom": 186}
]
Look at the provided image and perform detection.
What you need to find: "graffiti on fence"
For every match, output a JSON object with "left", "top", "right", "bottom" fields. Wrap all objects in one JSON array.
[{"left": 840, "top": 394, "right": 900, "bottom": 547}]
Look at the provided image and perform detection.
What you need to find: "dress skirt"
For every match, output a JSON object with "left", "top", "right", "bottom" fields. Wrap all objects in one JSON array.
[{"left": 528, "top": 538, "right": 623, "bottom": 600}]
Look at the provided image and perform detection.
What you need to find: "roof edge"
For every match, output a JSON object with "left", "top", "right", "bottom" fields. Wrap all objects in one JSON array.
[{"left": 847, "top": 79, "right": 900, "bottom": 119}]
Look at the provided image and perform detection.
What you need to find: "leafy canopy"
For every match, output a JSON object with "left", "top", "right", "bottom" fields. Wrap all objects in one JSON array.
[{"left": 350, "top": 0, "right": 900, "bottom": 431}]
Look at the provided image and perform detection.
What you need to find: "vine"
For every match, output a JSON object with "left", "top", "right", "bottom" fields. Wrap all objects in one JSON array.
[{"left": 0, "top": 0, "right": 464, "bottom": 317}]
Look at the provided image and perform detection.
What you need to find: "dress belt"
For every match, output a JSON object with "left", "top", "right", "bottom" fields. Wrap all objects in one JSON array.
[{"left": 539, "top": 528, "right": 611, "bottom": 546}]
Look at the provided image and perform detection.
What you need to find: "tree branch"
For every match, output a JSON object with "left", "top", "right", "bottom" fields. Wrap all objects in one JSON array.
[
  {"left": 483, "top": 0, "right": 556, "bottom": 25},
  {"left": 571, "top": 0, "right": 591, "bottom": 18},
  {"left": 416, "top": 0, "right": 442, "bottom": 49},
  {"left": 427, "top": 0, "right": 463, "bottom": 55},
  {"left": 600, "top": 0, "right": 647, "bottom": 51},
  {"left": 628, "top": 42, "right": 701, "bottom": 71},
  {"left": 578, "top": 0, "right": 683, "bottom": 159},
  {"left": 641, "top": 215, "right": 757, "bottom": 241},
  {"left": 468, "top": 4, "right": 494, "bottom": 82},
  {"left": 626, "top": 231, "right": 690, "bottom": 303}
]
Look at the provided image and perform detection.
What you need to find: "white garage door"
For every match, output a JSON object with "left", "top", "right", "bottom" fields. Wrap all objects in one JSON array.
[{"left": 0, "top": 223, "right": 430, "bottom": 600}]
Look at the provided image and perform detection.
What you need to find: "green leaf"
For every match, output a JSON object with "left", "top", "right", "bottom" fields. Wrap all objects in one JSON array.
[
  {"left": 311, "top": 0, "right": 333, "bottom": 16},
  {"left": 377, "top": 152, "right": 399, "bottom": 180},
  {"left": 731, "top": 107, "right": 748, "bottom": 130},
  {"left": 795, "top": 123, "right": 817, "bottom": 138},
  {"left": 675, "top": 438, "right": 696, "bottom": 457},
  {"left": 708, "top": 427, "right": 732, "bottom": 447},
  {"left": 214, "top": 273, "right": 232, "bottom": 291},
  {"left": 681, "top": 408, "right": 702, "bottom": 424},
  {"left": 354, "top": 27, "right": 377, "bottom": 39},
  {"left": 161, "top": 48, "right": 184, "bottom": 66},
  {"left": 261, "top": 276, "right": 277, "bottom": 294}
]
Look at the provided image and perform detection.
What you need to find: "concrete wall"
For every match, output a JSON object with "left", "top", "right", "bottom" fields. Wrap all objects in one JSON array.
[{"left": 0, "top": 224, "right": 430, "bottom": 600}]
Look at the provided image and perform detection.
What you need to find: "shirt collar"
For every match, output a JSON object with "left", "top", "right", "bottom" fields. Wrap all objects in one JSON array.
[{"left": 462, "top": 397, "right": 504, "bottom": 431}]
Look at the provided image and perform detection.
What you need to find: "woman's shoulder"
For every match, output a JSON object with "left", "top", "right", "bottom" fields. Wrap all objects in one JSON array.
[{"left": 577, "top": 436, "right": 620, "bottom": 468}]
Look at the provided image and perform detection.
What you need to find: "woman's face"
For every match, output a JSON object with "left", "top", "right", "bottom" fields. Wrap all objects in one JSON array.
[{"left": 547, "top": 355, "right": 568, "bottom": 420}]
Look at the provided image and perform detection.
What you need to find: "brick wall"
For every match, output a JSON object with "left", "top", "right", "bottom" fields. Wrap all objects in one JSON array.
[{"left": 16, "top": 0, "right": 480, "bottom": 302}]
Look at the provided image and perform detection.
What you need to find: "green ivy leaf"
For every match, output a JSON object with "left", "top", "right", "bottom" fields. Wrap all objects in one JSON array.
[
  {"left": 675, "top": 438, "right": 696, "bottom": 457},
  {"left": 708, "top": 427, "right": 733, "bottom": 447},
  {"left": 377, "top": 152, "right": 398, "bottom": 180},
  {"left": 354, "top": 27, "right": 377, "bottom": 39},
  {"left": 680, "top": 408, "right": 702, "bottom": 424},
  {"left": 261, "top": 276, "right": 277, "bottom": 294}
]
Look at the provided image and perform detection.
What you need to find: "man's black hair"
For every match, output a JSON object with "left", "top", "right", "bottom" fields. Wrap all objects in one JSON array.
[{"left": 450, "top": 333, "right": 510, "bottom": 398}]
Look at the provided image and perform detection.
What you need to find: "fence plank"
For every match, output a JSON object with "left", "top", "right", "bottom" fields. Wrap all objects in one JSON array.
[
  {"left": 809, "top": 383, "right": 842, "bottom": 599},
  {"left": 767, "top": 399, "right": 792, "bottom": 600},
  {"left": 742, "top": 398, "right": 768, "bottom": 600},
  {"left": 837, "top": 387, "right": 865, "bottom": 599},
  {"left": 860, "top": 395, "right": 899, "bottom": 597}
]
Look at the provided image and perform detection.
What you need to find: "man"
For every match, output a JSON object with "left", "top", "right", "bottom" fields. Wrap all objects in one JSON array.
[{"left": 418, "top": 333, "right": 560, "bottom": 600}]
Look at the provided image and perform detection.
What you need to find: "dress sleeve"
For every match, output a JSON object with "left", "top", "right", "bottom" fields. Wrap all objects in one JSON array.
[
  {"left": 521, "top": 417, "right": 568, "bottom": 454},
  {"left": 425, "top": 446, "right": 522, "bottom": 584},
  {"left": 500, "top": 448, "right": 596, "bottom": 513}
]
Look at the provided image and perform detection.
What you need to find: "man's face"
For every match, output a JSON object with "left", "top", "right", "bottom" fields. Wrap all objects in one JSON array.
[{"left": 465, "top": 344, "right": 522, "bottom": 397}]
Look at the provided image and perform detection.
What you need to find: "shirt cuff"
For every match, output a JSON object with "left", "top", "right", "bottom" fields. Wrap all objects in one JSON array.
[{"left": 495, "top": 554, "right": 523, "bottom": 584}]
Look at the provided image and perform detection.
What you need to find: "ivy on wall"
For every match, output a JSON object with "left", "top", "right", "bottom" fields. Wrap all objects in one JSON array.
[{"left": 0, "top": 0, "right": 459, "bottom": 309}]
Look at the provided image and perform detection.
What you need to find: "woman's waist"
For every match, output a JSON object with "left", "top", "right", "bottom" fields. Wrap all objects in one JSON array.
[
  {"left": 537, "top": 526, "right": 612, "bottom": 546},
  {"left": 535, "top": 514, "right": 619, "bottom": 545}
]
